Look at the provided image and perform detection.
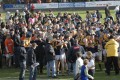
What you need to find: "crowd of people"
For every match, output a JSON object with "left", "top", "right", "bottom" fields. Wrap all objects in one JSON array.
[
  {"left": 0, "top": 5, "right": 120, "bottom": 80},
  {"left": 4, "top": 0, "right": 120, "bottom": 4}
]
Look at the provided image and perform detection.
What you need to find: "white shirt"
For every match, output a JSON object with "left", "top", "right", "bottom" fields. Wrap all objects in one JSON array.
[
  {"left": 75, "top": 57, "right": 83, "bottom": 75},
  {"left": 87, "top": 59, "right": 95, "bottom": 70},
  {"left": 114, "top": 6, "right": 119, "bottom": 12}
]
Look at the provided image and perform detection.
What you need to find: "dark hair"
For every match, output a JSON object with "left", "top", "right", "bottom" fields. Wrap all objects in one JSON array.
[
  {"left": 73, "top": 39, "right": 78, "bottom": 45},
  {"left": 21, "top": 41, "right": 24, "bottom": 46},
  {"left": 109, "top": 35, "right": 114, "bottom": 39},
  {"left": 46, "top": 38, "right": 51, "bottom": 43},
  {"left": 76, "top": 51, "right": 82, "bottom": 57}
]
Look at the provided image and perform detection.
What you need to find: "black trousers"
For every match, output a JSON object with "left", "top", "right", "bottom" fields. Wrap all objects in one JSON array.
[
  {"left": 88, "top": 69, "right": 95, "bottom": 80},
  {"left": 39, "top": 59, "right": 44, "bottom": 74},
  {"left": 14, "top": 47, "right": 20, "bottom": 68},
  {"left": 106, "top": 57, "right": 119, "bottom": 75},
  {"left": 0, "top": 54, "right": 2, "bottom": 68}
]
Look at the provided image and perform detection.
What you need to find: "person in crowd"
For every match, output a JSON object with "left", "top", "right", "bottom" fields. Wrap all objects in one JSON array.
[
  {"left": 35, "top": 37, "right": 46, "bottom": 74},
  {"left": 80, "top": 59, "right": 94, "bottom": 80},
  {"left": 27, "top": 42, "right": 38, "bottom": 80},
  {"left": 5, "top": 34, "right": 14, "bottom": 67},
  {"left": 0, "top": 43, "right": 2, "bottom": 68},
  {"left": 105, "top": 35, "right": 119, "bottom": 75},
  {"left": 96, "top": 42, "right": 103, "bottom": 71},
  {"left": 75, "top": 51, "right": 83, "bottom": 80},
  {"left": 13, "top": 30, "right": 21, "bottom": 68},
  {"left": 96, "top": 10, "right": 102, "bottom": 22},
  {"left": 86, "top": 11, "right": 92, "bottom": 25},
  {"left": 105, "top": 4, "right": 110, "bottom": 18},
  {"left": 55, "top": 41, "right": 66, "bottom": 76},
  {"left": 45, "top": 38, "right": 57, "bottom": 78},
  {"left": 86, "top": 51, "right": 95, "bottom": 80},
  {"left": 19, "top": 41, "right": 27, "bottom": 80},
  {"left": 68, "top": 39, "right": 85, "bottom": 79},
  {"left": 114, "top": 5, "right": 119, "bottom": 20}
]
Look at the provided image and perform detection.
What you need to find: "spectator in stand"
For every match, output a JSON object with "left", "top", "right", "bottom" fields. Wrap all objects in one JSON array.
[
  {"left": 37, "top": 0, "right": 41, "bottom": 3},
  {"left": 17, "top": 0, "right": 21, "bottom": 4}
]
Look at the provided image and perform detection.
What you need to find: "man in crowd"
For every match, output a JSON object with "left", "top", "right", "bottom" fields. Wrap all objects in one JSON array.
[
  {"left": 19, "top": 41, "right": 27, "bottom": 80},
  {"left": 105, "top": 4, "right": 110, "bottom": 18},
  {"left": 27, "top": 42, "right": 38, "bottom": 80},
  {"left": 45, "top": 38, "right": 57, "bottom": 78},
  {"left": 68, "top": 39, "right": 85, "bottom": 78},
  {"left": 105, "top": 35, "right": 119, "bottom": 75}
]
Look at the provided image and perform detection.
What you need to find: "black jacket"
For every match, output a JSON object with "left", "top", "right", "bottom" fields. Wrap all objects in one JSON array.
[
  {"left": 13, "top": 34, "right": 21, "bottom": 47},
  {"left": 45, "top": 43, "right": 55, "bottom": 62},
  {"left": 68, "top": 44, "right": 85, "bottom": 63},
  {"left": 35, "top": 40, "right": 45, "bottom": 62},
  {"left": 19, "top": 46, "right": 27, "bottom": 62},
  {"left": 27, "top": 47, "right": 36, "bottom": 66}
]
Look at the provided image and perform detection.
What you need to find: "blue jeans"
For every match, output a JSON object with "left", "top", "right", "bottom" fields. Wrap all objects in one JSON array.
[
  {"left": 29, "top": 66, "right": 37, "bottom": 80},
  {"left": 19, "top": 61, "right": 26, "bottom": 80},
  {"left": 73, "top": 62, "right": 76, "bottom": 78},
  {"left": 47, "top": 60, "right": 56, "bottom": 77}
]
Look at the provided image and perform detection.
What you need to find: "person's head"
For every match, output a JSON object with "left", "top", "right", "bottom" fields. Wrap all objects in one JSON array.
[
  {"left": 106, "top": 4, "right": 109, "bottom": 7},
  {"left": 21, "top": 41, "right": 24, "bottom": 46},
  {"left": 76, "top": 51, "right": 82, "bottom": 58},
  {"left": 46, "top": 38, "right": 51, "bottom": 43},
  {"left": 59, "top": 34, "right": 64, "bottom": 40},
  {"left": 86, "top": 11, "right": 89, "bottom": 13},
  {"left": 48, "top": 27, "right": 52, "bottom": 33},
  {"left": 83, "top": 59, "right": 89, "bottom": 65},
  {"left": 109, "top": 35, "right": 114, "bottom": 39},
  {"left": 6, "top": 35, "right": 11, "bottom": 39},
  {"left": 73, "top": 39, "right": 78, "bottom": 45},
  {"left": 10, "top": 29, "right": 15, "bottom": 35},
  {"left": 87, "top": 51, "right": 93, "bottom": 59},
  {"left": 31, "top": 42, "right": 38, "bottom": 49},
  {"left": 96, "top": 10, "right": 99, "bottom": 13}
]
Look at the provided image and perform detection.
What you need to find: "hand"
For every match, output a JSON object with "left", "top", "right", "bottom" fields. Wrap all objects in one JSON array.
[{"left": 91, "top": 77, "right": 94, "bottom": 80}]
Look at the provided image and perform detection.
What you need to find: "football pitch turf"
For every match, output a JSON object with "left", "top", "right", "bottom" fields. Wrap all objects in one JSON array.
[{"left": 0, "top": 68, "right": 120, "bottom": 80}]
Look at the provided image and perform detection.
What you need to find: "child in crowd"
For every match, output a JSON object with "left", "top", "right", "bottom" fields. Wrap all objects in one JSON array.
[
  {"left": 80, "top": 59, "right": 94, "bottom": 80},
  {"left": 86, "top": 51, "right": 95, "bottom": 80},
  {"left": 75, "top": 51, "right": 83, "bottom": 80}
]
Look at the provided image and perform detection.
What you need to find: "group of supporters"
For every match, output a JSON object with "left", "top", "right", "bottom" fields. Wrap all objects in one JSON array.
[{"left": 0, "top": 5, "right": 120, "bottom": 80}]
